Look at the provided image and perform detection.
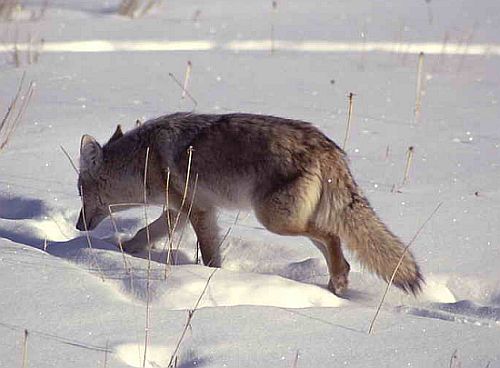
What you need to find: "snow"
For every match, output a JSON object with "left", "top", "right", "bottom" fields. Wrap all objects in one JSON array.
[{"left": 1, "top": 0, "right": 500, "bottom": 367}]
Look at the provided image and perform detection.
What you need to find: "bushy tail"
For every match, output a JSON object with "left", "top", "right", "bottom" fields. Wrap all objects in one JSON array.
[{"left": 337, "top": 195, "right": 424, "bottom": 294}]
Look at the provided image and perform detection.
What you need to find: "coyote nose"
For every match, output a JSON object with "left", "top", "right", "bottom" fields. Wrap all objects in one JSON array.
[{"left": 76, "top": 210, "right": 86, "bottom": 231}]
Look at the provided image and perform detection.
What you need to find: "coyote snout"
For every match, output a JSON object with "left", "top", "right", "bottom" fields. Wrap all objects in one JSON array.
[
  {"left": 76, "top": 112, "right": 423, "bottom": 296},
  {"left": 75, "top": 210, "right": 86, "bottom": 231}
]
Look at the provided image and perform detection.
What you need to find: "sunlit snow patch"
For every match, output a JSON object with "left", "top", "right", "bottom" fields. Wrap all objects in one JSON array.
[
  {"left": 1, "top": 40, "right": 499, "bottom": 55},
  {"left": 115, "top": 343, "right": 176, "bottom": 368}
]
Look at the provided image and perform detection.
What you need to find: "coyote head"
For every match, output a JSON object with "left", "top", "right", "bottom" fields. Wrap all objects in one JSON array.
[{"left": 76, "top": 126, "right": 125, "bottom": 231}]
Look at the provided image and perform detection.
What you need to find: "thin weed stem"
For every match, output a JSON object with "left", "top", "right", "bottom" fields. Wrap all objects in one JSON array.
[
  {"left": 21, "top": 329, "right": 28, "bottom": 368},
  {"left": 342, "top": 92, "right": 355, "bottom": 151},
  {"left": 163, "top": 146, "right": 195, "bottom": 277},
  {"left": 142, "top": 147, "right": 152, "bottom": 368},
  {"left": 368, "top": 202, "right": 443, "bottom": 334},
  {"left": 167, "top": 269, "right": 218, "bottom": 367},
  {"left": 79, "top": 185, "right": 106, "bottom": 282}
]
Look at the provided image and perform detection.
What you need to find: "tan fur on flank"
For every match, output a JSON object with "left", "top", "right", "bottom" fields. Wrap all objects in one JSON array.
[{"left": 76, "top": 112, "right": 423, "bottom": 296}]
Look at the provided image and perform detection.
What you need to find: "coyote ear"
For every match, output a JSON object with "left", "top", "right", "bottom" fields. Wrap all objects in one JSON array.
[
  {"left": 80, "top": 135, "right": 103, "bottom": 175},
  {"left": 108, "top": 124, "right": 124, "bottom": 144}
]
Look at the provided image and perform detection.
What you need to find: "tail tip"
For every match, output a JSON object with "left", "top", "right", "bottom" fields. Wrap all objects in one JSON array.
[{"left": 393, "top": 268, "right": 425, "bottom": 296}]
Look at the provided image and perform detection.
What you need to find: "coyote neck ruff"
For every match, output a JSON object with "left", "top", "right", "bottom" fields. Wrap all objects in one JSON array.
[{"left": 76, "top": 112, "right": 423, "bottom": 296}]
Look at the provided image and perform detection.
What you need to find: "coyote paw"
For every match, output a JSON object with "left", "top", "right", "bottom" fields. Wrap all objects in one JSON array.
[
  {"left": 120, "top": 238, "right": 148, "bottom": 254},
  {"left": 328, "top": 274, "right": 349, "bottom": 296}
]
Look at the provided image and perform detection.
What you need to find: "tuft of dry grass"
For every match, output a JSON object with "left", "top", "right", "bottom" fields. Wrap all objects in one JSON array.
[
  {"left": 0, "top": 1, "right": 49, "bottom": 21},
  {"left": 118, "top": 0, "right": 161, "bottom": 18},
  {"left": 0, "top": 72, "right": 34, "bottom": 152},
  {"left": 0, "top": 0, "right": 21, "bottom": 21},
  {"left": 7, "top": 33, "right": 44, "bottom": 68}
]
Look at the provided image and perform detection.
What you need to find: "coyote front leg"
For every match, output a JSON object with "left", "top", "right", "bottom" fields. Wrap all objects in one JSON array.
[
  {"left": 121, "top": 206, "right": 222, "bottom": 267},
  {"left": 189, "top": 207, "right": 222, "bottom": 267},
  {"left": 121, "top": 212, "right": 173, "bottom": 253}
]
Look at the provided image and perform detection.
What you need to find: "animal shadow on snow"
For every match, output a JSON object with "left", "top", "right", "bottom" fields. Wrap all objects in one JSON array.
[
  {"left": 0, "top": 194, "right": 192, "bottom": 268},
  {"left": 0, "top": 195, "right": 44, "bottom": 220},
  {"left": 0, "top": 195, "right": 365, "bottom": 296}
]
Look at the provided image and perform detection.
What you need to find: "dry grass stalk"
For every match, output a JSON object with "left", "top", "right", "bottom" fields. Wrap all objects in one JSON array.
[
  {"left": 31, "top": 0, "right": 49, "bottom": 21},
  {"left": 291, "top": 349, "right": 300, "bottom": 368},
  {"left": 194, "top": 240, "right": 200, "bottom": 264},
  {"left": 394, "top": 20, "right": 404, "bottom": 57},
  {"left": 402, "top": 146, "right": 414, "bottom": 186},
  {"left": 457, "top": 23, "right": 477, "bottom": 73},
  {"left": 368, "top": 202, "right": 442, "bottom": 334},
  {"left": 218, "top": 211, "right": 241, "bottom": 265},
  {"left": 10, "top": 34, "right": 44, "bottom": 68},
  {"left": 118, "top": 0, "right": 139, "bottom": 17},
  {"left": 358, "top": 23, "right": 367, "bottom": 70},
  {"left": 0, "top": 0, "right": 49, "bottom": 21},
  {"left": 449, "top": 349, "right": 461, "bottom": 368},
  {"left": 433, "top": 32, "right": 449, "bottom": 72},
  {"left": 79, "top": 185, "right": 106, "bottom": 282},
  {"left": 107, "top": 205, "right": 132, "bottom": 274},
  {"left": 60, "top": 145, "right": 106, "bottom": 282},
  {"left": 60, "top": 145, "right": 79, "bottom": 174},
  {"left": 107, "top": 201, "right": 157, "bottom": 277},
  {"left": 191, "top": 9, "right": 201, "bottom": 22},
  {"left": 27, "top": 34, "right": 33, "bottom": 64},
  {"left": 28, "top": 35, "right": 44, "bottom": 65},
  {"left": 270, "top": 1, "right": 277, "bottom": 53},
  {"left": 168, "top": 72, "right": 198, "bottom": 111},
  {"left": 174, "top": 174, "right": 199, "bottom": 263},
  {"left": 103, "top": 340, "right": 109, "bottom": 368},
  {"left": 21, "top": 329, "right": 28, "bottom": 368},
  {"left": 59, "top": 145, "right": 133, "bottom": 274},
  {"left": 163, "top": 168, "right": 174, "bottom": 265},
  {"left": 0, "top": 73, "right": 35, "bottom": 151},
  {"left": 138, "top": 0, "right": 159, "bottom": 17},
  {"left": 342, "top": 92, "right": 355, "bottom": 151},
  {"left": 0, "top": 0, "right": 21, "bottom": 21},
  {"left": 118, "top": 0, "right": 161, "bottom": 18},
  {"left": 142, "top": 147, "right": 152, "bottom": 368},
  {"left": 163, "top": 146, "right": 195, "bottom": 276},
  {"left": 13, "top": 42, "right": 20, "bottom": 67},
  {"left": 181, "top": 61, "right": 192, "bottom": 100},
  {"left": 425, "top": 0, "right": 433, "bottom": 25},
  {"left": 414, "top": 52, "right": 425, "bottom": 119},
  {"left": 167, "top": 268, "right": 218, "bottom": 368}
]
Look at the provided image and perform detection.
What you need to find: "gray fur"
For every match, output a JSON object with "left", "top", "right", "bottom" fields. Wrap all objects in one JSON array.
[{"left": 76, "top": 112, "right": 423, "bottom": 295}]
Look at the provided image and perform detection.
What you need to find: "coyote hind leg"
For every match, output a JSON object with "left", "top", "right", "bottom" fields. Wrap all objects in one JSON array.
[
  {"left": 253, "top": 173, "right": 351, "bottom": 295},
  {"left": 253, "top": 174, "right": 321, "bottom": 237},
  {"left": 310, "top": 234, "right": 350, "bottom": 296}
]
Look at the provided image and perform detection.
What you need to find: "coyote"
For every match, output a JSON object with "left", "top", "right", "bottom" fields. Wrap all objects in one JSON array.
[{"left": 76, "top": 112, "right": 423, "bottom": 295}]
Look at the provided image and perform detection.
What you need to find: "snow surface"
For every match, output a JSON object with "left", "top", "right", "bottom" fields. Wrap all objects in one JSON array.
[{"left": 0, "top": 1, "right": 499, "bottom": 367}]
